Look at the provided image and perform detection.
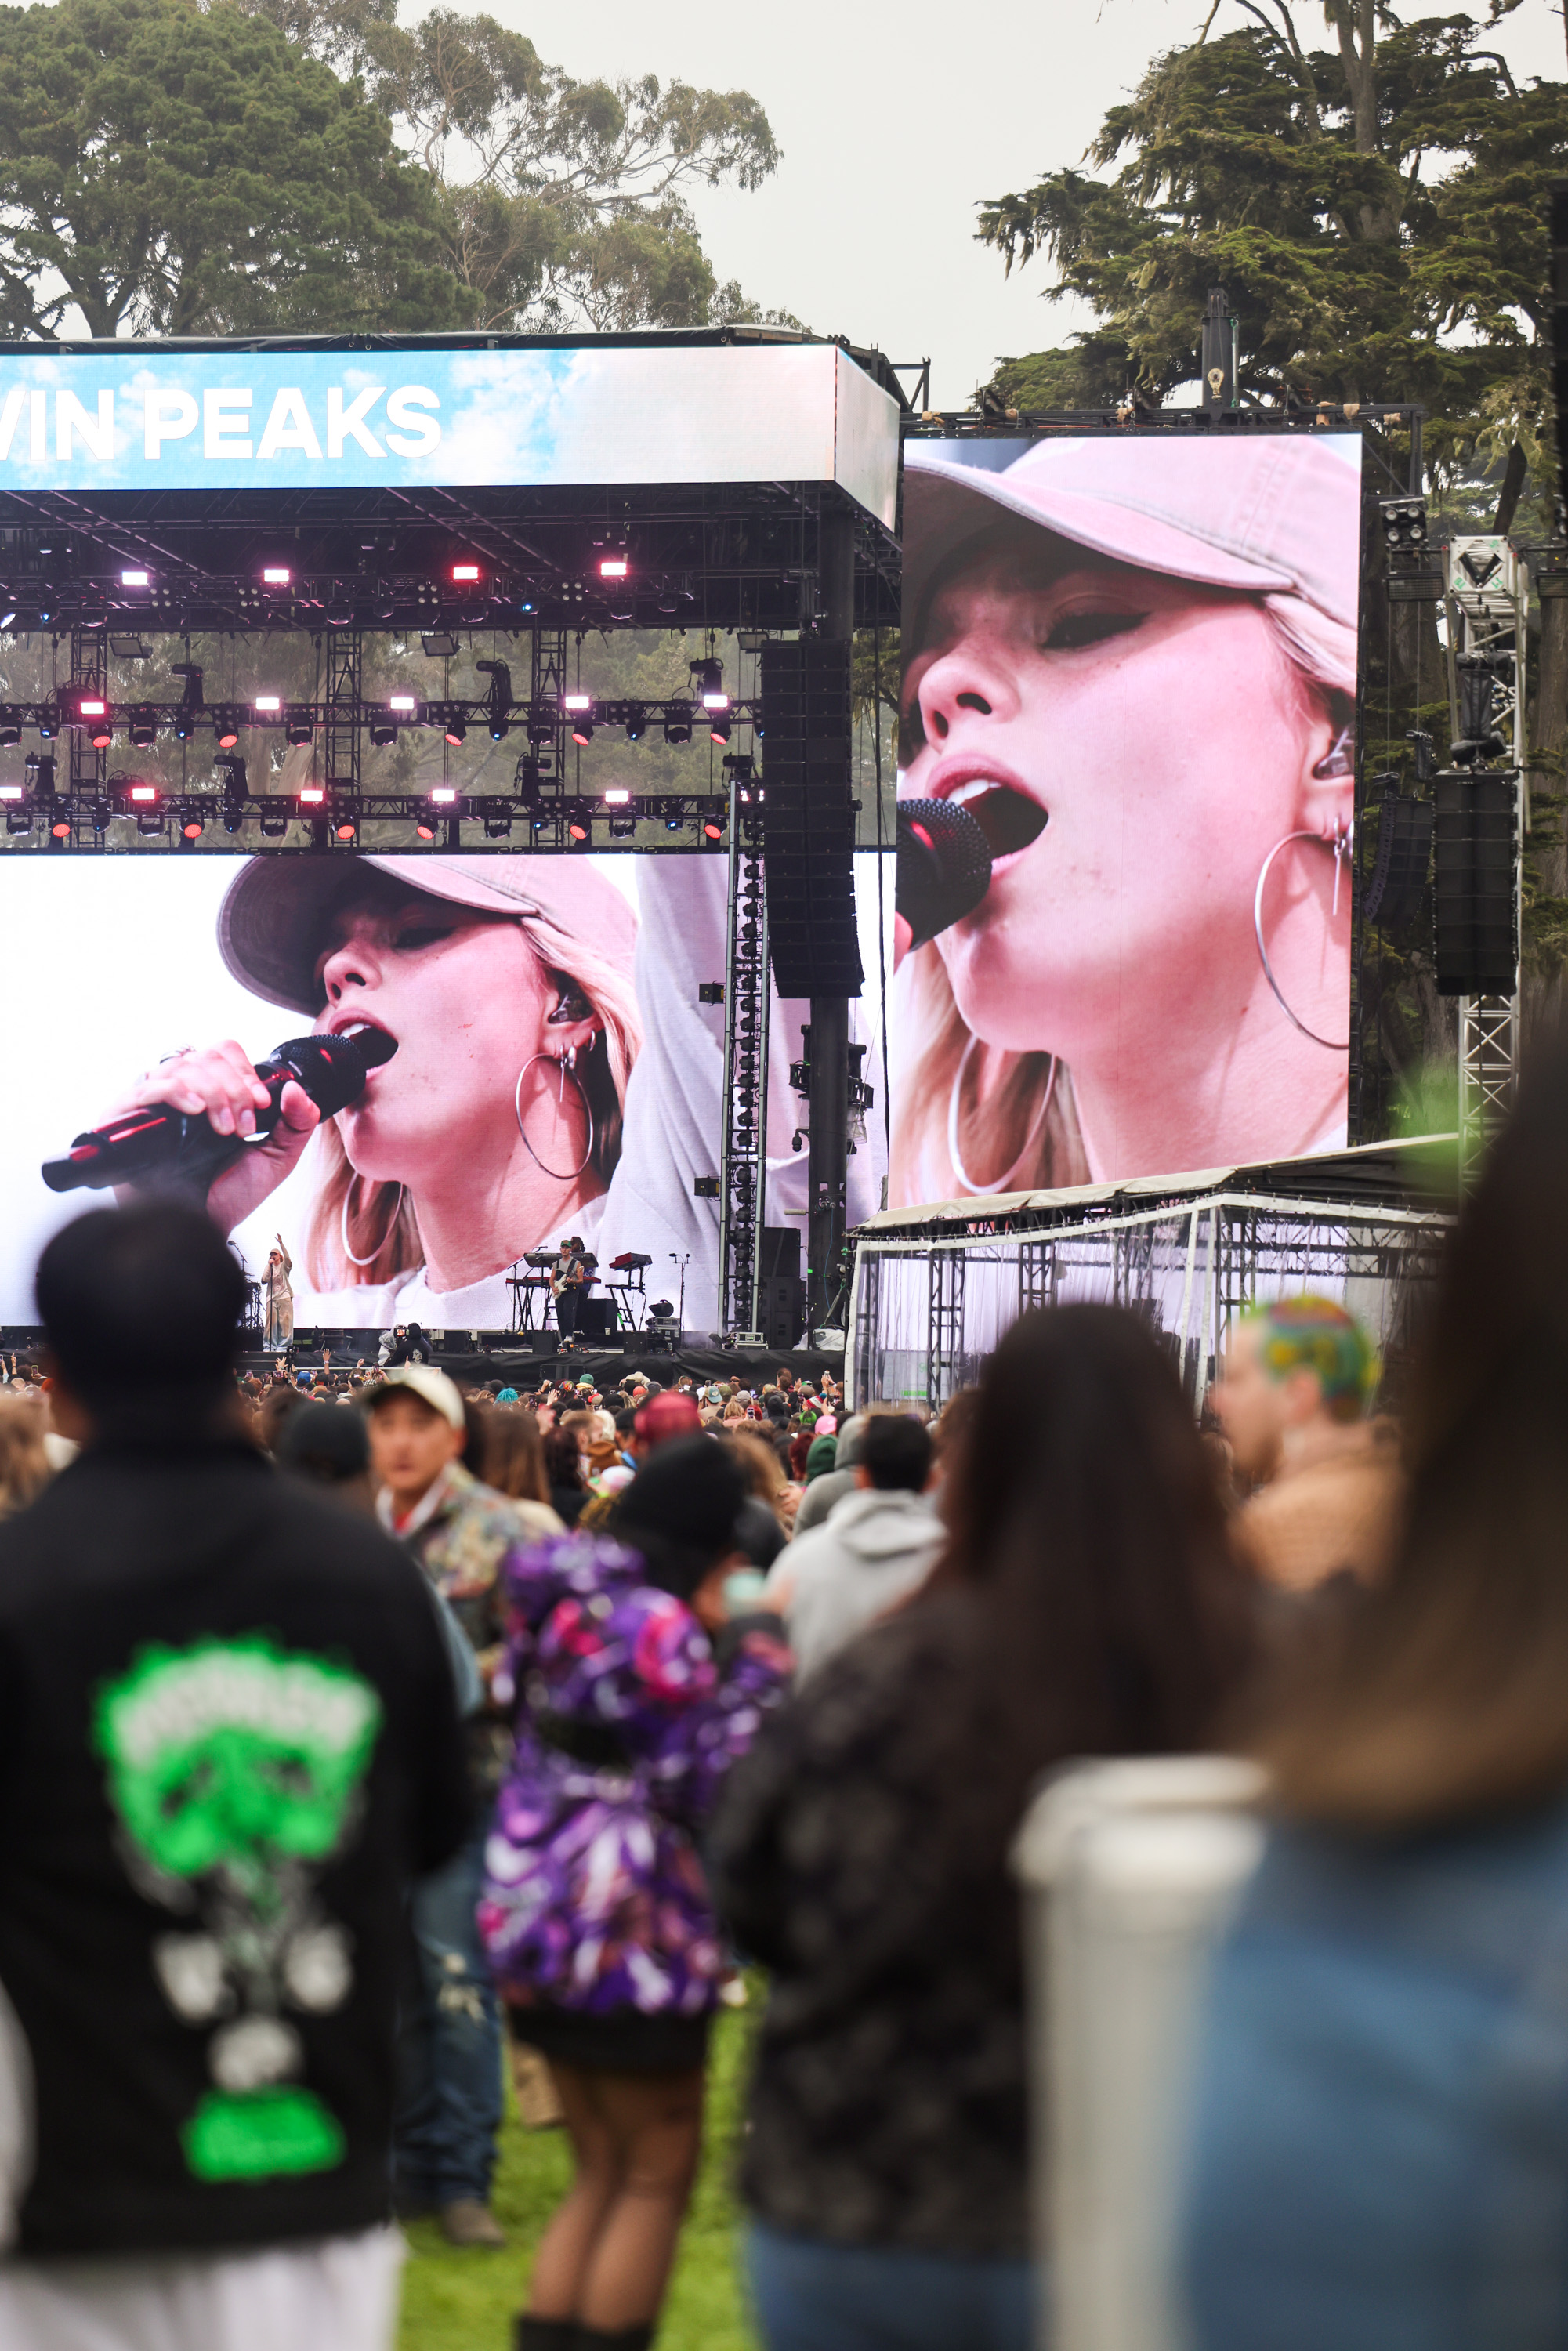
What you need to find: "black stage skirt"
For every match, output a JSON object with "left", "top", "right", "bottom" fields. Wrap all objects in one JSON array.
[{"left": 507, "top": 1998, "right": 712, "bottom": 2074}]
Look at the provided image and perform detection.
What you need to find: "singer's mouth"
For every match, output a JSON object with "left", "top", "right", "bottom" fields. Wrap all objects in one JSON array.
[
  {"left": 942, "top": 779, "right": 1048, "bottom": 861},
  {"left": 330, "top": 1015, "right": 398, "bottom": 1067}
]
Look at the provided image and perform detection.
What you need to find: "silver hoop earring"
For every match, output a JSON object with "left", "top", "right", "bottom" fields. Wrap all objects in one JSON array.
[
  {"left": 947, "top": 1034, "right": 1057, "bottom": 1197},
  {"left": 1253, "top": 820, "right": 1352, "bottom": 1052},
  {"left": 341, "top": 1177, "right": 405, "bottom": 1268},
  {"left": 515, "top": 1047, "right": 595, "bottom": 1182}
]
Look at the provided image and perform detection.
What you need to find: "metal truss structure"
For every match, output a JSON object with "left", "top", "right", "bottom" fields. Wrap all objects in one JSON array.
[
  {"left": 715, "top": 777, "right": 770, "bottom": 1339},
  {"left": 850, "top": 1184, "right": 1450, "bottom": 1412},
  {"left": 1443, "top": 534, "right": 1528, "bottom": 1179}
]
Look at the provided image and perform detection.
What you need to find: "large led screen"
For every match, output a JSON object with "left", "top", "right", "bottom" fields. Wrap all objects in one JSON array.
[
  {"left": 891, "top": 432, "right": 1362, "bottom": 1205},
  {"left": 0, "top": 853, "right": 889, "bottom": 1336}
]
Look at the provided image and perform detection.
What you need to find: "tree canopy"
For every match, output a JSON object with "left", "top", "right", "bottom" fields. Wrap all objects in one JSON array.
[
  {"left": 364, "top": 10, "right": 785, "bottom": 331},
  {"left": 976, "top": 3, "right": 1568, "bottom": 491},
  {"left": 0, "top": 0, "right": 473, "bottom": 335},
  {"left": 0, "top": 0, "right": 788, "bottom": 339}
]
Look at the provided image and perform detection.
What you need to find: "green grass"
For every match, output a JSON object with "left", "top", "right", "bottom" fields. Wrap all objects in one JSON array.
[{"left": 398, "top": 2001, "right": 762, "bottom": 2351}]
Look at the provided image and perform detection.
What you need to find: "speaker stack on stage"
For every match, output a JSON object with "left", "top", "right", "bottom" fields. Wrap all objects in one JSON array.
[{"left": 759, "top": 639, "right": 863, "bottom": 996}]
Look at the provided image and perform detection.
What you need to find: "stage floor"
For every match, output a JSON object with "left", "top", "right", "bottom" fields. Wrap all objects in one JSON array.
[{"left": 241, "top": 1342, "right": 842, "bottom": 1392}]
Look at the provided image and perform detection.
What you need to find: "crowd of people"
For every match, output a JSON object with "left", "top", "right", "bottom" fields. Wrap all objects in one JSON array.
[{"left": 2, "top": 1030, "right": 1567, "bottom": 2351}]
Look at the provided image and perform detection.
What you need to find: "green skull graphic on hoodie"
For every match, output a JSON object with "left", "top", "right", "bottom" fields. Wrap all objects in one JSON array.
[{"left": 94, "top": 1636, "right": 382, "bottom": 2183}]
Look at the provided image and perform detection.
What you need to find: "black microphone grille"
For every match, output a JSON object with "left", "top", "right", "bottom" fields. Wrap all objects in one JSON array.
[{"left": 896, "top": 797, "right": 993, "bottom": 950}]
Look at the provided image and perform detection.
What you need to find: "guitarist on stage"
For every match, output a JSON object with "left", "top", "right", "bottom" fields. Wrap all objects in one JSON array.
[{"left": 550, "top": 1237, "right": 588, "bottom": 1350}]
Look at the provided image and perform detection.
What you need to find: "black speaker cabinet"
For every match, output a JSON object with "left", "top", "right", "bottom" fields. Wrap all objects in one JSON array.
[{"left": 761, "top": 639, "right": 863, "bottom": 997}]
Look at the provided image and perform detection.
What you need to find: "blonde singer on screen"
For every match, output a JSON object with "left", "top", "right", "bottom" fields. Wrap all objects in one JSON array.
[{"left": 890, "top": 435, "right": 1360, "bottom": 1207}]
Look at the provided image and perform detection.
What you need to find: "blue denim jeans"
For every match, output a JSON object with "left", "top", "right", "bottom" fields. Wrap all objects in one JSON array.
[
  {"left": 747, "top": 2222, "right": 1037, "bottom": 2351},
  {"left": 393, "top": 1828, "right": 504, "bottom": 2208}
]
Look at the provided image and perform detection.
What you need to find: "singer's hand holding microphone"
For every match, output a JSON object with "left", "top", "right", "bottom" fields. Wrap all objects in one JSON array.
[{"left": 43, "top": 1028, "right": 397, "bottom": 1233}]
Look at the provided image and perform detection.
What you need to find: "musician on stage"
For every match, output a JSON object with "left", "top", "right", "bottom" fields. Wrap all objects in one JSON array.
[
  {"left": 551, "top": 1236, "right": 587, "bottom": 1349},
  {"left": 263, "top": 1234, "right": 293, "bottom": 1353}
]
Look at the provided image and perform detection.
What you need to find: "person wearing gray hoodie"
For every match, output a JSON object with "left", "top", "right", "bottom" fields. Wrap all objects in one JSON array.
[{"left": 782, "top": 1415, "right": 943, "bottom": 1683}]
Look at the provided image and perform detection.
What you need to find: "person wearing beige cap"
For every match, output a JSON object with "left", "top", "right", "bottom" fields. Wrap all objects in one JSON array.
[{"left": 891, "top": 433, "right": 1361, "bottom": 1204}]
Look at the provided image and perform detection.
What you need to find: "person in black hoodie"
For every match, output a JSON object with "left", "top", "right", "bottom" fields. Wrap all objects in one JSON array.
[{"left": 0, "top": 1201, "right": 469, "bottom": 2351}]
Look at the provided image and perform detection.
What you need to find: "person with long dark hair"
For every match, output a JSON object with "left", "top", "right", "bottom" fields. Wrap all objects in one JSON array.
[
  {"left": 1182, "top": 1027, "right": 1568, "bottom": 2348},
  {"left": 711, "top": 1304, "right": 1255, "bottom": 2351}
]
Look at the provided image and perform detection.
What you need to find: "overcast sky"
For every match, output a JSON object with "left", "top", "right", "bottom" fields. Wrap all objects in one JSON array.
[{"left": 483, "top": 0, "right": 1568, "bottom": 409}]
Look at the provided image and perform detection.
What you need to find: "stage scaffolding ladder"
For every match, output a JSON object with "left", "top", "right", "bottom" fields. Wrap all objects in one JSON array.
[
  {"left": 716, "top": 774, "right": 769, "bottom": 1339},
  {"left": 1445, "top": 535, "right": 1526, "bottom": 1181},
  {"left": 926, "top": 1247, "right": 967, "bottom": 1409},
  {"left": 323, "top": 630, "right": 363, "bottom": 800}
]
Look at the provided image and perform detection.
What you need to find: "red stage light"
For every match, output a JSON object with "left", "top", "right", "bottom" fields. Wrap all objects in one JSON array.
[
  {"left": 568, "top": 819, "right": 589, "bottom": 842},
  {"left": 416, "top": 820, "right": 437, "bottom": 841},
  {"left": 50, "top": 819, "right": 70, "bottom": 839},
  {"left": 182, "top": 820, "right": 203, "bottom": 840},
  {"left": 335, "top": 822, "right": 357, "bottom": 842},
  {"left": 129, "top": 784, "right": 158, "bottom": 804},
  {"left": 451, "top": 563, "right": 480, "bottom": 582},
  {"left": 703, "top": 819, "right": 724, "bottom": 839}
]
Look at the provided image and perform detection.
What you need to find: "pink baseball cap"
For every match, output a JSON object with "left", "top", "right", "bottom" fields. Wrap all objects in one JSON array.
[
  {"left": 218, "top": 853, "right": 637, "bottom": 1016},
  {"left": 903, "top": 433, "right": 1361, "bottom": 651}
]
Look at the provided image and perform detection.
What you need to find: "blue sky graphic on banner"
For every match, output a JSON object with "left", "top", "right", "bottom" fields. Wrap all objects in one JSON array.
[{"left": 0, "top": 344, "right": 898, "bottom": 522}]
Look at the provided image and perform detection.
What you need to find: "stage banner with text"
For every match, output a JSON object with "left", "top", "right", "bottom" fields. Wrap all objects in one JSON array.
[{"left": 0, "top": 343, "right": 898, "bottom": 523}]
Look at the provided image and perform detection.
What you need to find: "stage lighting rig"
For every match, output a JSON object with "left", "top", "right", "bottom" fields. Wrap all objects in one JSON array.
[
  {"left": 128, "top": 706, "right": 158, "bottom": 748},
  {"left": 437, "top": 705, "right": 466, "bottom": 747},
  {"left": 422, "top": 632, "right": 460, "bottom": 659},
  {"left": 528, "top": 712, "right": 556, "bottom": 751},
  {"left": 451, "top": 563, "right": 480, "bottom": 583},
  {"left": 120, "top": 569, "right": 149, "bottom": 589},
  {"left": 567, "top": 802, "right": 591, "bottom": 843},
  {"left": 477, "top": 659, "right": 512, "bottom": 741},
  {"left": 625, "top": 707, "right": 647, "bottom": 743},
  {"left": 512, "top": 758, "right": 542, "bottom": 810},
  {"left": 481, "top": 799, "right": 512, "bottom": 839},
  {"left": 260, "top": 814, "right": 288, "bottom": 839},
  {"left": 180, "top": 817, "right": 205, "bottom": 845},
  {"left": 110, "top": 637, "right": 150, "bottom": 661},
  {"left": 285, "top": 705, "right": 313, "bottom": 747},
  {"left": 369, "top": 715, "right": 398, "bottom": 748},
  {"left": 334, "top": 813, "right": 360, "bottom": 846},
  {"left": 212, "top": 708, "right": 241, "bottom": 752},
  {"left": 299, "top": 784, "right": 326, "bottom": 809},
  {"left": 0, "top": 709, "right": 21, "bottom": 748},
  {"left": 253, "top": 696, "right": 281, "bottom": 719},
  {"left": 31, "top": 755, "right": 56, "bottom": 810},
  {"left": 664, "top": 705, "right": 693, "bottom": 746},
  {"left": 262, "top": 566, "right": 292, "bottom": 587},
  {"left": 563, "top": 691, "right": 593, "bottom": 746}
]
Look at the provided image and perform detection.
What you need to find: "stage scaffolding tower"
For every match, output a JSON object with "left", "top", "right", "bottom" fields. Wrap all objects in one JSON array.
[
  {"left": 717, "top": 771, "right": 769, "bottom": 1339},
  {"left": 1444, "top": 535, "right": 1527, "bottom": 1179},
  {"left": 323, "top": 631, "right": 363, "bottom": 800}
]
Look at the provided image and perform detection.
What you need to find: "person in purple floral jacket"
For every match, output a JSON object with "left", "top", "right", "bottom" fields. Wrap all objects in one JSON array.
[{"left": 479, "top": 1438, "right": 790, "bottom": 2351}]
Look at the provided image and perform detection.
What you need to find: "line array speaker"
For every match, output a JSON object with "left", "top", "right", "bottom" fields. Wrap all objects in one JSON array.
[
  {"left": 1433, "top": 770, "right": 1517, "bottom": 996},
  {"left": 761, "top": 639, "right": 864, "bottom": 997}
]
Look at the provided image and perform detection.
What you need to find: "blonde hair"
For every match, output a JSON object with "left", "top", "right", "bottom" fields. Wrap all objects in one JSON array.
[
  {"left": 306, "top": 904, "right": 643, "bottom": 1288},
  {"left": 890, "top": 590, "right": 1357, "bottom": 1207},
  {"left": 0, "top": 1391, "right": 51, "bottom": 1518}
]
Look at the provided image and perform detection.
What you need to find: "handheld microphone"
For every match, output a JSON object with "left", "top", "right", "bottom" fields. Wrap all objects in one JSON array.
[
  {"left": 896, "top": 797, "right": 993, "bottom": 955},
  {"left": 42, "top": 1029, "right": 397, "bottom": 1196}
]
